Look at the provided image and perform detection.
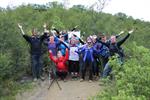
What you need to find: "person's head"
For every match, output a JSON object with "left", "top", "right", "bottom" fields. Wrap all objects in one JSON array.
[
  {"left": 110, "top": 35, "right": 116, "bottom": 44},
  {"left": 32, "top": 28, "right": 37, "bottom": 36},
  {"left": 70, "top": 36, "right": 76, "bottom": 45},
  {"left": 49, "top": 36, "right": 54, "bottom": 43},
  {"left": 75, "top": 38, "right": 79, "bottom": 44},
  {"left": 62, "top": 30, "right": 67, "bottom": 35},
  {"left": 57, "top": 50, "right": 62, "bottom": 58},
  {"left": 87, "top": 36, "right": 93, "bottom": 47},
  {"left": 60, "top": 35, "right": 64, "bottom": 41},
  {"left": 98, "top": 32, "right": 105, "bottom": 41},
  {"left": 92, "top": 35, "right": 97, "bottom": 43},
  {"left": 101, "top": 36, "right": 107, "bottom": 42}
]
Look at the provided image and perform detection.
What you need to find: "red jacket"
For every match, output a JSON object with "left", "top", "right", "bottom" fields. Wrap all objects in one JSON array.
[{"left": 49, "top": 49, "right": 68, "bottom": 72}]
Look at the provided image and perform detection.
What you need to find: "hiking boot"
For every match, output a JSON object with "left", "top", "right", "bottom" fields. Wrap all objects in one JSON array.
[
  {"left": 33, "top": 78, "right": 37, "bottom": 82},
  {"left": 80, "top": 78, "right": 84, "bottom": 82},
  {"left": 40, "top": 76, "right": 45, "bottom": 81},
  {"left": 89, "top": 80, "right": 93, "bottom": 83},
  {"left": 63, "top": 79, "right": 67, "bottom": 82},
  {"left": 71, "top": 72, "right": 75, "bottom": 78}
]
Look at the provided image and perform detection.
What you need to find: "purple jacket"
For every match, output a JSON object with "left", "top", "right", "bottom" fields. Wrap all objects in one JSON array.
[{"left": 79, "top": 45, "right": 94, "bottom": 62}]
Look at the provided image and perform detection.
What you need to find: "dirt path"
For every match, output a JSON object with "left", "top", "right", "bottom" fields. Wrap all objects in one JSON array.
[{"left": 16, "top": 79, "right": 101, "bottom": 100}]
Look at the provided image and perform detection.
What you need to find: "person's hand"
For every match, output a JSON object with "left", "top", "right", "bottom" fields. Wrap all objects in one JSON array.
[
  {"left": 66, "top": 48, "right": 68, "bottom": 52},
  {"left": 49, "top": 50, "right": 52, "bottom": 53},
  {"left": 43, "top": 23, "right": 47, "bottom": 28},
  {"left": 51, "top": 25, "right": 55, "bottom": 30},
  {"left": 44, "top": 29, "right": 49, "bottom": 33},
  {"left": 128, "top": 29, "right": 134, "bottom": 34},
  {"left": 74, "top": 25, "right": 78, "bottom": 29},
  {"left": 18, "top": 23, "right": 22, "bottom": 29},
  {"left": 119, "top": 31, "right": 124, "bottom": 35}
]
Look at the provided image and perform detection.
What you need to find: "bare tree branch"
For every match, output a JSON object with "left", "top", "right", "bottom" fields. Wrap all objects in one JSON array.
[
  {"left": 62, "top": 0, "right": 70, "bottom": 9},
  {"left": 89, "top": 0, "right": 111, "bottom": 12}
]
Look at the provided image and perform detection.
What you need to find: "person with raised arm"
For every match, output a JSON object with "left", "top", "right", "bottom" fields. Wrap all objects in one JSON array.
[
  {"left": 49, "top": 49, "right": 69, "bottom": 81},
  {"left": 18, "top": 23, "right": 47, "bottom": 81}
]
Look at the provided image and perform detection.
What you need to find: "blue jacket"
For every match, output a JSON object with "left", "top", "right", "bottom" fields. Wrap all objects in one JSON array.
[{"left": 78, "top": 45, "right": 94, "bottom": 62}]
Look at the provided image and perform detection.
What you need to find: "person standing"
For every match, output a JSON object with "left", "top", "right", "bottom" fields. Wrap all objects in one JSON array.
[{"left": 18, "top": 24, "right": 47, "bottom": 81}]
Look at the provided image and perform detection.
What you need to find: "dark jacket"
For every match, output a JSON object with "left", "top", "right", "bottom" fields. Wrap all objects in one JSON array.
[
  {"left": 97, "top": 33, "right": 130, "bottom": 57},
  {"left": 23, "top": 33, "right": 47, "bottom": 55}
]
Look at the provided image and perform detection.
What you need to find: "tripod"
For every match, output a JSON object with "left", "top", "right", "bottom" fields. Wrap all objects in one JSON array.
[{"left": 48, "top": 66, "right": 62, "bottom": 90}]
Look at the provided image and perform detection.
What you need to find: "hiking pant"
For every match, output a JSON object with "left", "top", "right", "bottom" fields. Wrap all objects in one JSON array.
[
  {"left": 56, "top": 71, "right": 67, "bottom": 80},
  {"left": 31, "top": 54, "right": 42, "bottom": 79},
  {"left": 79, "top": 55, "right": 83, "bottom": 75},
  {"left": 102, "top": 62, "right": 112, "bottom": 77},
  {"left": 118, "top": 55, "right": 124, "bottom": 65},
  {"left": 69, "top": 60, "right": 79, "bottom": 73},
  {"left": 82, "top": 61, "right": 93, "bottom": 80},
  {"left": 92, "top": 59, "right": 99, "bottom": 76},
  {"left": 99, "top": 57, "right": 109, "bottom": 76}
]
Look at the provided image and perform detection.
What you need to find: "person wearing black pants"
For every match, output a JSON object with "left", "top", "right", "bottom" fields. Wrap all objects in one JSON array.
[
  {"left": 78, "top": 36, "right": 94, "bottom": 82},
  {"left": 82, "top": 61, "right": 93, "bottom": 81},
  {"left": 56, "top": 71, "right": 67, "bottom": 80},
  {"left": 69, "top": 60, "right": 79, "bottom": 78}
]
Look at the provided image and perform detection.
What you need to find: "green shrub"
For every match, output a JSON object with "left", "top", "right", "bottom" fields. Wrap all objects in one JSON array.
[{"left": 94, "top": 43, "right": 150, "bottom": 100}]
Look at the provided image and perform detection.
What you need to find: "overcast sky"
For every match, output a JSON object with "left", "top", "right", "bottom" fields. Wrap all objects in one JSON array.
[{"left": 0, "top": 0, "right": 150, "bottom": 22}]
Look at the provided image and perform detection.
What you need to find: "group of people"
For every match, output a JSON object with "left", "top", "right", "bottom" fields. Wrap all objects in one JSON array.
[{"left": 18, "top": 23, "right": 134, "bottom": 82}]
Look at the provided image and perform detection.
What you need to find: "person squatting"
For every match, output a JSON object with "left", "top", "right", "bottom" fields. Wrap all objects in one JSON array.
[{"left": 18, "top": 23, "right": 134, "bottom": 82}]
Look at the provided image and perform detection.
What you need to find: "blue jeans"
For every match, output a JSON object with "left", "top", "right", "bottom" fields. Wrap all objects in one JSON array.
[
  {"left": 31, "top": 54, "right": 42, "bottom": 78},
  {"left": 102, "top": 62, "right": 112, "bottom": 78}
]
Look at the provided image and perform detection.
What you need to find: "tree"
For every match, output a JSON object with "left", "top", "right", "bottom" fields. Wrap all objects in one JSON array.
[{"left": 89, "top": 0, "right": 111, "bottom": 12}]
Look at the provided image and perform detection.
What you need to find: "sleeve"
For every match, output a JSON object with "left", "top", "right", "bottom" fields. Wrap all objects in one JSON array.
[
  {"left": 23, "top": 35, "right": 31, "bottom": 43},
  {"left": 54, "top": 28, "right": 60, "bottom": 35},
  {"left": 49, "top": 52, "right": 57, "bottom": 63},
  {"left": 73, "top": 34, "right": 85, "bottom": 44},
  {"left": 76, "top": 46, "right": 85, "bottom": 54},
  {"left": 79, "top": 38, "right": 85, "bottom": 45},
  {"left": 117, "top": 33, "right": 130, "bottom": 47},
  {"left": 40, "top": 32, "right": 48, "bottom": 41},
  {"left": 71, "top": 27, "right": 76, "bottom": 31},
  {"left": 115, "top": 34, "right": 120, "bottom": 38},
  {"left": 61, "top": 41, "right": 69, "bottom": 49},
  {"left": 93, "top": 43, "right": 102, "bottom": 53},
  {"left": 64, "top": 49, "right": 69, "bottom": 61}
]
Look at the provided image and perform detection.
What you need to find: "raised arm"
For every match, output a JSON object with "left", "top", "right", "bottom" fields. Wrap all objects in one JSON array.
[
  {"left": 18, "top": 23, "right": 25, "bottom": 35},
  {"left": 52, "top": 27, "right": 60, "bottom": 35},
  {"left": 18, "top": 23, "right": 31, "bottom": 42},
  {"left": 71, "top": 25, "right": 78, "bottom": 31},
  {"left": 49, "top": 50, "right": 57, "bottom": 63},
  {"left": 73, "top": 34, "right": 85, "bottom": 45},
  {"left": 43, "top": 23, "right": 48, "bottom": 33},
  {"left": 60, "top": 40, "right": 69, "bottom": 49},
  {"left": 64, "top": 49, "right": 69, "bottom": 61},
  {"left": 117, "top": 29, "right": 134, "bottom": 46},
  {"left": 116, "top": 31, "right": 124, "bottom": 38}
]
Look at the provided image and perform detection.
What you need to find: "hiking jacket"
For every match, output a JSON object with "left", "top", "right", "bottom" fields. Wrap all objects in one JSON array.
[
  {"left": 49, "top": 49, "right": 69, "bottom": 72},
  {"left": 97, "top": 33, "right": 130, "bottom": 56},
  {"left": 23, "top": 33, "right": 47, "bottom": 55}
]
